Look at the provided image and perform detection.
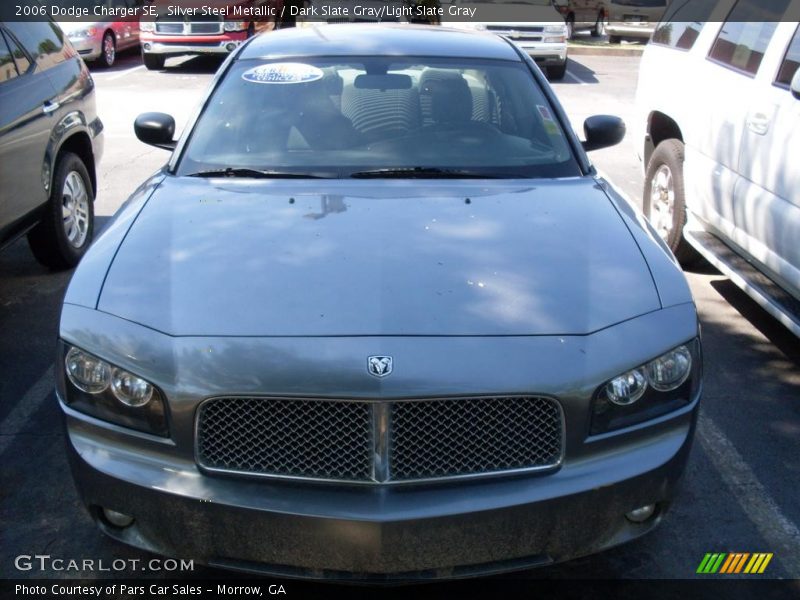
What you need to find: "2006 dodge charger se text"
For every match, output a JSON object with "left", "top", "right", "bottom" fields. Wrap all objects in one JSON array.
[{"left": 57, "top": 24, "right": 702, "bottom": 578}]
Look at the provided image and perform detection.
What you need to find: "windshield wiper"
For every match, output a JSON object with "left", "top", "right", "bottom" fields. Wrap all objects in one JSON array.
[
  {"left": 188, "top": 168, "right": 331, "bottom": 179},
  {"left": 349, "top": 167, "right": 501, "bottom": 179}
]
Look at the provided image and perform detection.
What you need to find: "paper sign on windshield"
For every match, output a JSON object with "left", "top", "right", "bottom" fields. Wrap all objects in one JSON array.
[{"left": 242, "top": 63, "right": 324, "bottom": 85}]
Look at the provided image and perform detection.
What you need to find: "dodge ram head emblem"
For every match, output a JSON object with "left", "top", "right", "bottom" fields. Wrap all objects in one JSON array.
[{"left": 368, "top": 356, "right": 393, "bottom": 378}]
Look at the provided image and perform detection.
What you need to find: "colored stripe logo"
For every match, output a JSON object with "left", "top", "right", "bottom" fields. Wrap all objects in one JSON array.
[{"left": 697, "top": 553, "right": 773, "bottom": 574}]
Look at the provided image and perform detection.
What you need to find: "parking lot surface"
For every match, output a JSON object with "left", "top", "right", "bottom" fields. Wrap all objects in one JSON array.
[{"left": 1, "top": 51, "right": 799, "bottom": 583}]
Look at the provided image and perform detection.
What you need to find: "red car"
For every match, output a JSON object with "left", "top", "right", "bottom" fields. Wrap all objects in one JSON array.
[{"left": 139, "top": 0, "right": 282, "bottom": 70}]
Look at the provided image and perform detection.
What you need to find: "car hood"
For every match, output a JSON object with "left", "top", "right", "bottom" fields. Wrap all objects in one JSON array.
[{"left": 98, "top": 177, "right": 660, "bottom": 336}]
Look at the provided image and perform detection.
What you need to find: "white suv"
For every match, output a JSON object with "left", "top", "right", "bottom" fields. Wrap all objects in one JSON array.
[
  {"left": 450, "top": 0, "right": 569, "bottom": 80},
  {"left": 634, "top": 0, "right": 800, "bottom": 336}
]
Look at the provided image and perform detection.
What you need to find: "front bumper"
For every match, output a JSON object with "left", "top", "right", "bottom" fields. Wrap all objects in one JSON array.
[
  {"left": 516, "top": 42, "right": 567, "bottom": 65},
  {"left": 65, "top": 403, "right": 695, "bottom": 578},
  {"left": 605, "top": 23, "right": 656, "bottom": 39},
  {"left": 67, "top": 36, "right": 102, "bottom": 61},
  {"left": 141, "top": 32, "right": 247, "bottom": 56}
]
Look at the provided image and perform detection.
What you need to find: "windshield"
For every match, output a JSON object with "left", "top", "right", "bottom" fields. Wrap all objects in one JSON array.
[{"left": 177, "top": 57, "right": 579, "bottom": 178}]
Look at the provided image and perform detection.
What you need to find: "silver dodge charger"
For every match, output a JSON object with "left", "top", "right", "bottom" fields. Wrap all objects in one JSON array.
[{"left": 58, "top": 24, "right": 702, "bottom": 578}]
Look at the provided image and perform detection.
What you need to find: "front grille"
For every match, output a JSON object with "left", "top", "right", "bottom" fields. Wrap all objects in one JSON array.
[
  {"left": 487, "top": 25, "right": 544, "bottom": 34},
  {"left": 155, "top": 22, "right": 183, "bottom": 34},
  {"left": 154, "top": 19, "right": 223, "bottom": 35},
  {"left": 197, "top": 398, "right": 373, "bottom": 481},
  {"left": 190, "top": 22, "right": 224, "bottom": 34},
  {"left": 197, "top": 396, "right": 563, "bottom": 484},
  {"left": 389, "top": 396, "right": 562, "bottom": 481}
]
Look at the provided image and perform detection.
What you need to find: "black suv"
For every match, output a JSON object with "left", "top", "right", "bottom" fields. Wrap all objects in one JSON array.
[{"left": 0, "top": 19, "right": 103, "bottom": 269}]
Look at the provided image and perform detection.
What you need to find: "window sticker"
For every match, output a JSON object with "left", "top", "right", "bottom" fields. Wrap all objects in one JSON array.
[
  {"left": 537, "top": 104, "right": 559, "bottom": 135},
  {"left": 242, "top": 63, "right": 324, "bottom": 84}
]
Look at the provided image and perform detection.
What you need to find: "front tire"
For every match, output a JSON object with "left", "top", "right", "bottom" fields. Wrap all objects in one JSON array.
[
  {"left": 643, "top": 139, "right": 696, "bottom": 265},
  {"left": 547, "top": 61, "right": 567, "bottom": 81},
  {"left": 98, "top": 31, "right": 115, "bottom": 67},
  {"left": 609, "top": 34, "right": 622, "bottom": 44},
  {"left": 27, "top": 152, "right": 94, "bottom": 270},
  {"left": 142, "top": 52, "right": 165, "bottom": 70}
]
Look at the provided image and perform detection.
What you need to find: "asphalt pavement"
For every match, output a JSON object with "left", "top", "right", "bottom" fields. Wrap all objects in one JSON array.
[{"left": 1, "top": 49, "right": 799, "bottom": 584}]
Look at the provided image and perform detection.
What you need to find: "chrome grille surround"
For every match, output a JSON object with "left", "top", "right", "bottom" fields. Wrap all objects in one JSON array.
[{"left": 196, "top": 396, "right": 564, "bottom": 484}]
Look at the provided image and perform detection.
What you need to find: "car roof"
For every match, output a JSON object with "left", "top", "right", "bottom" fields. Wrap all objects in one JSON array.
[{"left": 239, "top": 24, "right": 522, "bottom": 62}]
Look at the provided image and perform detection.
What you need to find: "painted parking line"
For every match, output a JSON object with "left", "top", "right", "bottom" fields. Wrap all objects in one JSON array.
[
  {"left": 698, "top": 412, "right": 800, "bottom": 578},
  {"left": 565, "top": 68, "right": 589, "bottom": 86},
  {"left": 105, "top": 64, "right": 145, "bottom": 82},
  {"left": 0, "top": 366, "right": 54, "bottom": 459}
]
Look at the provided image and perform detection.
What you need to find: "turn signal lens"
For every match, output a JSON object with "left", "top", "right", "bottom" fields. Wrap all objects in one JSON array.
[
  {"left": 65, "top": 347, "right": 111, "bottom": 394},
  {"left": 605, "top": 368, "right": 647, "bottom": 406},
  {"left": 646, "top": 345, "right": 692, "bottom": 391},
  {"left": 111, "top": 368, "right": 154, "bottom": 407}
]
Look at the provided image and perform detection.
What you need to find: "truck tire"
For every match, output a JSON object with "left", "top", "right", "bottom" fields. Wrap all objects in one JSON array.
[
  {"left": 643, "top": 139, "right": 698, "bottom": 265},
  {"left": 547, "top": 61, "right": 567, "bottom": 80},
  {"left": 143, "top": 52, "right": 165, "bottom": 70}
]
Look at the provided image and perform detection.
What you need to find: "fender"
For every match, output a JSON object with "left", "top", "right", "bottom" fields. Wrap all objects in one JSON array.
[{"left": 42, "top": 109, "right": 104, "bottom": 197}]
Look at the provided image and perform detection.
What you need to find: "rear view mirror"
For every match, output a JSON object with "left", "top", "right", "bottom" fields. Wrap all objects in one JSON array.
[
  {"left": 791, "top": 69, "right": 800, "bottom": 100},
  {"left": 582, "top": 115, "right": 626, "bottom": 152},
  {"left": 134, "top": 112, "right": 177, "bottom": 151},
  {"left": 354, "top": 74, "right": 413, "bottom": 90}
]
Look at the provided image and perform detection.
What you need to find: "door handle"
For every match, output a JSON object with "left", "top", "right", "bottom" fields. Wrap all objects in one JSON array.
[
  {"left": 42, "top": 101, "right": 60, "bottom": 115},
  {"left": 746, "top": 110, "right": 772, "bottom": 135}
]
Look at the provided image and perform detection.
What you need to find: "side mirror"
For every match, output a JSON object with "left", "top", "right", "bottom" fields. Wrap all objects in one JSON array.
[
  {"left": 791, "top": 69, "right": 800, "bottom": 100},
  {"left": 582, "top": 115, "right": 626, "bottom": 152},
  {"left": 134, "top": 112, "right": 176, "bottom": 150}
]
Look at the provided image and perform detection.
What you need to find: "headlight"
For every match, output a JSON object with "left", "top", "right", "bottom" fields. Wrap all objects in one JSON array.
[
  {"left": 111, "top": 368, "right": 154, "bottom": 407},
  {"left": 646, "top": 346, "right": 692, "bottom": 391},
  {"left": 544, "top": 24, "right": 567, "bottom": 34},
  {"left": 65, "top": 347, "right": 111, "bottom": 394},
  {"left": 543, "top": 35, "right": 567, "bottom": 43},
  {"left": 68, "top": 27, "right": 98, "bottom": 39},
  {"left": 139, "top": 21, "right": 155, "bottom": 32},
  {"left": 591, "top": 339, "right": 701, "bottom": 435},
  {"left": 605, "top": 368, "right": 647, "bottom": 406},
  {"left": 59, "top": 343, "right": 169, "bottom": 437},
  {"left": 224, "top": 21, "right": 247, "bottom": 32}
]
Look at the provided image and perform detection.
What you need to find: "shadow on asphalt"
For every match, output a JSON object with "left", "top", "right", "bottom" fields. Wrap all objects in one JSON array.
[
  {"left": 563, "top": 58, "right": 599, "bottom": 84},
  {"left": 162, "top": 54, "right": 227, "bottom": 74},
  {"left": 709, "top": 279, "right": 800, "bottom": 362}
]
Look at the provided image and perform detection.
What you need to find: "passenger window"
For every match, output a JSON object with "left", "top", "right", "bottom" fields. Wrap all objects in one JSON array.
[
  {"left": 651, "top": 0, "right": 715, "bottom": 50},
  {"left": 4, "top": 21, "right": 66, "bottom": 72},
  {"left": 3, "top": 30, "right": 32, "bottom": 75},
  {"left": 0, "top": 32, "right": 18, "bottom": 84},
  {"left": 708, "top": 0, "right": 791, "bottom": 76},
  {"left": 776, "top": 26, "right": 800, "bottom": 87}
]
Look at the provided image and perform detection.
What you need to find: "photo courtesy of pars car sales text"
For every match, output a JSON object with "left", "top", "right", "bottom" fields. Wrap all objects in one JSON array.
[{"left": 14, "top": 584, "right": 286, "bottom": 596}]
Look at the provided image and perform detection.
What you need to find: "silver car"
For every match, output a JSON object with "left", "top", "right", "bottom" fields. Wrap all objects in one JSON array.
[
  {"left": 57, "top": 0, "right": 142, "bottom": 67},
  {"left": 59, "top": 24, "right": 701, "bottom": 578},
  {"left": 604, "top": 0, "right": 667, "bottom": 44}
]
